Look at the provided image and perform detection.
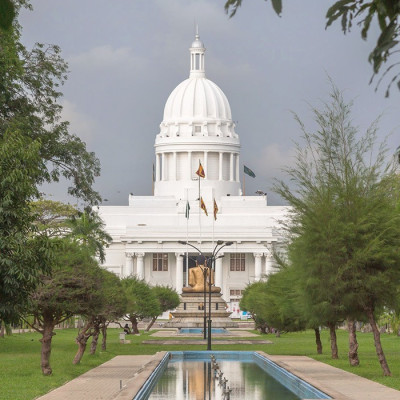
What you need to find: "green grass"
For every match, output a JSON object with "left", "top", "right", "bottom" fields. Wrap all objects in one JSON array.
[{"left": 0, "top": 328, "right": 399, "bottom": 399}]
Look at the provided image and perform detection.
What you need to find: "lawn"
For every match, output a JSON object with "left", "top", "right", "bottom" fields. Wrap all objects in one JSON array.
[{"left": 0, "top": 328, "right": 399, "bottom": 399}]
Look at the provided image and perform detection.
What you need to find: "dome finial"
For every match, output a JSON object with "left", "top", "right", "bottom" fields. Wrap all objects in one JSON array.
[{"left": 190, "top": 27, "right": 205, "bottom": 78}]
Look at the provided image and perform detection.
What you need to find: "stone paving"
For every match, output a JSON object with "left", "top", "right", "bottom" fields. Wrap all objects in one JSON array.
[{"left": 35, "top": 351, "right": 400, "bottom": 400}]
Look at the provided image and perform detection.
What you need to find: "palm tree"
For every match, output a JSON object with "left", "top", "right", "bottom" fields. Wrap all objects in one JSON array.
[{"left": 67, "top": 210, "right": 111, "bottom": 263}]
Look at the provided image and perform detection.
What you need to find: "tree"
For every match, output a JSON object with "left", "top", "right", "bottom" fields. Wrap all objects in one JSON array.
[
  {"left": 0, "top": 2, "right": 101, "bottom": 204},
  {"left": 89, "top": 269, "right": 126, "bottom": 354},
  {"left": 122, "top": 277, "right": 161, "bottom": 334},
  {"left": 145, "top": 285, "right": 180, "bottom": 332},
  {"left": 240, "top": 268, "right": 306, "bottom": 335},
  {"left": 0, "top": 131, "right": 53, "bottom": 324},
  {"left": 23, "top": 240, "right": 103, "bottom": 375},
  {"left": 274, "top": 83, "right": 400, "bottom": 375},
  {"left": 66, "top": 210, "right": 112, "bottom": 263},
  {"left": 224, "top": 0, "right": 400, "bottom": 95}
]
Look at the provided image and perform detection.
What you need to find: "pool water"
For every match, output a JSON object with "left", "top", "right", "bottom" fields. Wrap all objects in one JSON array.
[
  {"left": 148, "top": 359, "right": 300, "bottom": 399},
  {"left": 178, "top": 328, "right": 228, "bottom": 335}
]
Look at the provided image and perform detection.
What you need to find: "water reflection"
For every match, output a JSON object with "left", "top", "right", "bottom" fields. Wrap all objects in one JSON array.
[{"left": 148, "top": 360, "right": 300, "bottom": 400}]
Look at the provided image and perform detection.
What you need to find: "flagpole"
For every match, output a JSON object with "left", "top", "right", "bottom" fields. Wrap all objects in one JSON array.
[{"left": 198, "top": 160, "right": 202, "bottom": 250}]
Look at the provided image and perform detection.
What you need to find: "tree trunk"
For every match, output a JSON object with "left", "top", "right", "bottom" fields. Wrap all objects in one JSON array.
[
  {"left": 40, "top": 322, "right": 55, "bottom": 375},
  {"left": 347, "top": 319, "right": 359, "bottom": 366},
  {"left": 327, "top": 322, "right": 338, "bottom": 359},
  {"left": 145, "top": 316, "right": 157, "bottom": 332},
  {"left": 0, "top": 321, "right": 4, "bottom": 338},
  {"left": 130, "top": 316, "right": 139, "bottom": 334},
  {"left": 73, "top": 322, "right": 93, "bottom": 364},
  {"left": 365, "top": 307, "right": 391, "bottom": 376},
  {"left": 90, "top": 324, "right": 100, "bottom": 355},
  {"left": 101, "top": 323, "right": 107, "bottom": 351},
  {"left": 314, "top": 328, "right": 322, "bottom": 354}
]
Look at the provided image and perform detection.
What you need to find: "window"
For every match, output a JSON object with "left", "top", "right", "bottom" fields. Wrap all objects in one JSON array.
[
  {"left": 230, "top": 253, "right": 245, "bottom": 271},
  {"left": 230, "top": 289, "right": 245, "bottom": 296},
  {"left": 153, "top": 253, "right": 168, "bottom": 271}
]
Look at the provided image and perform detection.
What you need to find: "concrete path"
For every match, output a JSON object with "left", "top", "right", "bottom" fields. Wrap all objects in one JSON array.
[
  {"left": 264, "top": 353, "right": 400, "bottom": 400},
  {"left": 150, "top": 329, "right": 259, "bottom": 337},
  {"left": 35, "top": 354, "right": 159, "bottom": 400},
  {"left": 36, "top": 352, "right": 400, "bottom": 400}
]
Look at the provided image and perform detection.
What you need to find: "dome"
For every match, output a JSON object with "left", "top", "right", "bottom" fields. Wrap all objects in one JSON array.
[
  {"left": 191, "top": 33, "right": 204, "bottom": 49},
  {"left": 163, "top": 77, "right": 232, "bottom": 122}
]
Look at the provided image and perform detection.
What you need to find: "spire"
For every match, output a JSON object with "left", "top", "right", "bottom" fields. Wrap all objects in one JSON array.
[{"left": 190, "top": 30, "right": 205, "bottom": 78}]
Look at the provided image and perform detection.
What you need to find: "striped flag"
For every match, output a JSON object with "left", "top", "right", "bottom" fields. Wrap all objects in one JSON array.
[
  {"left": 196, "top": 162, "right": 205, "bottom": 178},
  {"left": 200, "top": 197, "right": 208, "bottom": 216},
  {"left": 213, "top": 199, "right": 218, "bottom": 221}
]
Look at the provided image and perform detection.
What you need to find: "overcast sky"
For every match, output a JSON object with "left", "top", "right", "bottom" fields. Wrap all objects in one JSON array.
[{"left": 20, "top": 0, "right": 399, "bottom": 206}]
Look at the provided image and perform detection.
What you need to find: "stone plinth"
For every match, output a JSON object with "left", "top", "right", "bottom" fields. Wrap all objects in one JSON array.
[{"left": 167, "top": 292, "right": 238, "bottom": 328}]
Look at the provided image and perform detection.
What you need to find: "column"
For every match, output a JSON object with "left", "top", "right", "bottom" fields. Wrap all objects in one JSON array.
[
  {"left": 204, "top": 151, "right": 208, "bottom": 177},
  {"left": 172, "top": 151, "right": 177, "bottom": 181},
  {"left": 219, "top": 152, "right": 223, "bottom": 181},
  {"left": 156, "top": 153, "right": 160, "bottom": 181},
  {"left": 215, "top": 252, "right": 224, "bottom": 289},
  {"left": 161, "top": 153, "right": 165, "bottom": 181},
  {"left": 175, "top": 253, "right": 183, "bottom": 293},
  {"left": 254, "top": 253, "right": 262, "bottom": 281},
  {"left": 188, "top": 151, "right": 192, "bottom": 180},
  {"left": 235, "top": 154, "right": 240, "bottom": 182},
  {"left": 125, "top": 252, "right": 134, "bottom": 277},
  {"left": 229, "top": 153, "right": 234, "bottom": 181},
  {"left": 136, "top": 253, "right": 145, "bottom": 280},
  {"left": 265, "top": 248, "right": 274, "bottom": 277}
]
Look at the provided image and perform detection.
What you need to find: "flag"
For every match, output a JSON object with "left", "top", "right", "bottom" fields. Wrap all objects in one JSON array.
[
  {"left": 213, "top": 199, "right": 218, "bottom": 221},
  {"left": 185, "top": 200, "right": 190, "bottom": 219},
  {"left": 244, "top": 165, "right": 256, "bottom": 178},
  {"left": 196, "top": 162, "right": 205, "bottom": 178},
  {"left": 200, "top": 197, "right": 208, "bottom": 216}
]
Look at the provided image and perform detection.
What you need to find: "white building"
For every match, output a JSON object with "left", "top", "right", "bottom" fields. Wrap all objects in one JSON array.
[{"left": 98, "top": 33, "right": 289, "bottom": 316}]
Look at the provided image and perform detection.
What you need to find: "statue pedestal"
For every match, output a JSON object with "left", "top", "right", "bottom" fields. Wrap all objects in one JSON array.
[{"left": 167, "top": 292, "right": 238, "bottom": 328}]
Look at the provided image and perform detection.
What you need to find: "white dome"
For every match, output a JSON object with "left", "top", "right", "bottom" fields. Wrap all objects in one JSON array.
[{"left": 163, "top": 77, "right": 232, "bottom": 122}]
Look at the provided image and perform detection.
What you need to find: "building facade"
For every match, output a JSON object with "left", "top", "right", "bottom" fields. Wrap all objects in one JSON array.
[{"left": 98, "top": 34, "right": 289, "bottom": 316}]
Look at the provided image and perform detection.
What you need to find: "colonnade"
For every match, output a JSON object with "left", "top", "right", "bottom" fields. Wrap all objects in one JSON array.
[
  {"left": 155, "top": 151, "right": 239, "bottom": 182},
  {"left": 253, "top": 251, "right": 274, "bottom": 281},
  {"left": 124, "top": 252, "right": 144, "bottom": 279}
]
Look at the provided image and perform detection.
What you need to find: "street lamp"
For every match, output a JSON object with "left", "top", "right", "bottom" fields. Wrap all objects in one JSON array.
[
  {"left": 178, "top": 240, "right": 207, "bottom": 339},
  {"left": 207, "top": 241, "right": 233, "bottom": 350}
]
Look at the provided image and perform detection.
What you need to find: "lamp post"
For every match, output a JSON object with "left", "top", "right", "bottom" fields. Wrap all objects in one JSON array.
[
  {"left": 178, "top": 240, "right": 207, "bottom": 339},
  {"left": 207, "top": 241, "right": 233, "bottom": 351}
]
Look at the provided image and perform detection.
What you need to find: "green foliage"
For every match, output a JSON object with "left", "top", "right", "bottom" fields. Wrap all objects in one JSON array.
[
  {"left": 122, "top": 277, "right": 161, "bottom": 321},
  {"left": 31, "top": 199, "right": 78, "bottom": 237},
  {"left": 66, "top": 210, "right": 112, "bottom": 263},
  {"left": 274, "top": 82, "right": 400, "bottom": 372},
  {"left": 0, "top": 131, "right": 53, "bottom": 323},
  {"left": 0, "top": 0, "right": 15, "bottom": 31},
  {"left": 240, "top": 267, "right": 306, "bottom": 332},
  {"left": 25, "top": 240, "right": 104, "bottom": 329},
  {"left": 151, "top": 285, "right": 180, "bottom": 314},
  {"left": 0, "top": 3, "right": 101, "bottom": 203}
]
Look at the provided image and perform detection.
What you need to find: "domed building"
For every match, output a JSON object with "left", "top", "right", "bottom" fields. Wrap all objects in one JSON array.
[{"left": 98, "top": 34, "right": 289, "bottom": 317}]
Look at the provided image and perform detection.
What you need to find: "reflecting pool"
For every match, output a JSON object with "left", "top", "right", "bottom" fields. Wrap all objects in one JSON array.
[
  {"left": 148, "top": 359, "right": 300, "bottom": 399},
  {"left": 178, "top": 328, "right": 228, "bottom": 335}
]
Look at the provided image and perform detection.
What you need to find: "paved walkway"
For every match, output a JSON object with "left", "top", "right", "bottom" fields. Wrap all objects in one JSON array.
[
  {"left": 264, "top": 353, "right": 400, "bottom": 400},
  {"left": 36, "top": 352, "right": 400, "bottom": 400},
  {"left": 36, "top": 354, "right": 159, "bottom": 400}
]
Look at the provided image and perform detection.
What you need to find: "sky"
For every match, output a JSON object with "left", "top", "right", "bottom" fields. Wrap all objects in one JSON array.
[{"left": 19, "top": 0, "right": 399, "bottom": 206}]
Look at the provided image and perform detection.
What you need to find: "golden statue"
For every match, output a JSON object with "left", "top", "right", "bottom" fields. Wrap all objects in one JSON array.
[{"left": 182, "top": 254, "right": 221, "bottom": 293}]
